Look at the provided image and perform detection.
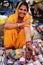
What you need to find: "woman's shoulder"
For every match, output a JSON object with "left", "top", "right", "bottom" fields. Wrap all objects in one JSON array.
[
  {"left": 7, "top": 13, "right": 16, "bottom": 22},
  {"left": 23, "top": 14, "right": 31, "bottom": 22},
  {"left": 25, "top": 14, "right": 31, "bottom": 19},
  {"left": 8, "top": 13, "right": 15, "bottom": 18}
]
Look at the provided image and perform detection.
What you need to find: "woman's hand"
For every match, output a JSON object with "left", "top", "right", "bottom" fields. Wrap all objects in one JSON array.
[{"left": 17, "top": 20, "right": 29, "bottom": 27}]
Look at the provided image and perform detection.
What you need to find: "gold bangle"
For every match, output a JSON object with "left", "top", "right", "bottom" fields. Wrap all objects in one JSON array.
[
  {"left": 17, "top": 23, "right": 19, "bottom": 27},
  {"left": 18, "top": 23, "right": 22, "bottom": 27},
  {"left": 19, "top": 23, "right": 22, "bottom": 26}
]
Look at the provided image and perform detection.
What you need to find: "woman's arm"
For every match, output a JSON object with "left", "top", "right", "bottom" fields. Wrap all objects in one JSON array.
[
  {"left": 24, "top": 26, "right": 31, "bottom": 42},
  {"left": 24, "top": 25, "right": 34, "bottom": 53},
  {"left": 4, "top": 22, "right": 18, "bottom": 29},
  {"left": 4, "top": 20, "right": 29, "bottom": 29}
]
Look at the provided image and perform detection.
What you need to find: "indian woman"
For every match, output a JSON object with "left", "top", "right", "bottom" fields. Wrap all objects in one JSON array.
[{"left": 4, "top": 1, "right": 32, "bottom": 49}]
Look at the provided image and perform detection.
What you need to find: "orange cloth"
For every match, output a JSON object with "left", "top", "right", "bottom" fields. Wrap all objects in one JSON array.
[{"left": 4, "top": 2, "right": 31, "bottom": 49}]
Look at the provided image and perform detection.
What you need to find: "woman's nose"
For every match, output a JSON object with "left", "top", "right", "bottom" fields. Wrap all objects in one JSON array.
[{"left": 21, "top": 10, "right": 26, "bottom": 14}]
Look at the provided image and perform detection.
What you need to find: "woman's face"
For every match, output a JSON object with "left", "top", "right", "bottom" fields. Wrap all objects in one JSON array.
[{"left": 18, "top": 5, "right": 27, "bottom": 18}]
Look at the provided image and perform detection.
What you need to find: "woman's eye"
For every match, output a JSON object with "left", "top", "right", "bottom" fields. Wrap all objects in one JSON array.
[
  {"left": 24, "top": 9, "right": 27, "bottom": 11},
  {"left": 19, "top": 9, "right": 27, "bottom": 11},
  {"left": 20, "top": 9, "right": 23, "bottom": 10}
]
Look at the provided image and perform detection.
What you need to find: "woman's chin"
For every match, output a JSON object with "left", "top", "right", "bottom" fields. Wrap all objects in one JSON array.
[{"left": 19, "top": 15, "right": 24, "bottom": 18}]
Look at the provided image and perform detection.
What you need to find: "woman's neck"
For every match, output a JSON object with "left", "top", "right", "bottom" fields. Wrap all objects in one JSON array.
[
  {"left": 18, "top": 16, "right": 23, "bottom": 20},
  {"left": 18, "top": 17, "right": 23, "bottom": 23}
]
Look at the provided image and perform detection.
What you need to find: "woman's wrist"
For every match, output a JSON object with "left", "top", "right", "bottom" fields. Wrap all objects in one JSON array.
[
  {"left": 18, "top": 23, "right": 24, "bottom": 27},
  {"left": 14, "top": 23, "right": 18, "bottom": 28},
  {"left": 15, "top": 22, "right": 25, "bottom": 28},
  {"left": 26, "top": 40, "right": 32, "bottom": 43},
  {"left": 26, "top": 39, "right": 32, "bottom": 45}
]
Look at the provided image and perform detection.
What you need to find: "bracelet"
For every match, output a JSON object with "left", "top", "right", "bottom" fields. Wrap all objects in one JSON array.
[
  {"left": 17, "top": 23, "right": 21, "bottom": 27},
  {"left": 18, "top": 23, "right": 23, "bottom": 27},
  {"left": 26, "top": 40, "right": 32, "bottom": 44},
  {"left": 16, "top": 23, "right": 18, "bottom": 27},
  {"left": 26, "top": 41, "right": 32, "bottom": 43}
]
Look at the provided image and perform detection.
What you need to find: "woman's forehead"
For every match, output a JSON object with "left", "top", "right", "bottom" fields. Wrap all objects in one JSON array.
[{"left": 18, "top": 5, "right": 27, "bottom": 10}]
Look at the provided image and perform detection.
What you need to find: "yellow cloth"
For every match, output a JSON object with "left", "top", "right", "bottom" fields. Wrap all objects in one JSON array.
[{"left": 4, "top": 2, "right": 31, "bottom": 49}]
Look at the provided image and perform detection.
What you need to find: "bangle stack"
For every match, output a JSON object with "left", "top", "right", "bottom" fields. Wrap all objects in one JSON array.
[
  {"left": 26, "top": 40, "right": 32, "bottom": 44},
  {"left": 16, "top": 23, "right": 18, "bottom": 27}
]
